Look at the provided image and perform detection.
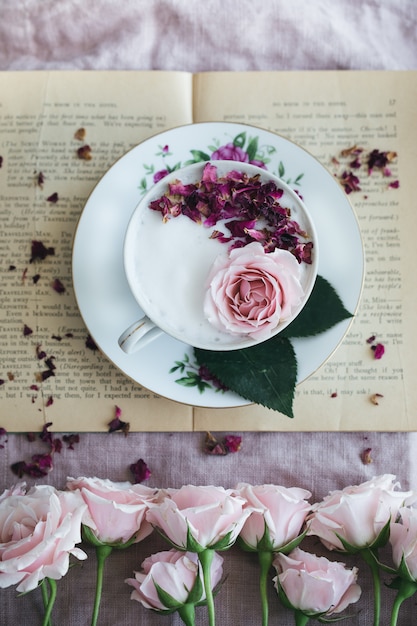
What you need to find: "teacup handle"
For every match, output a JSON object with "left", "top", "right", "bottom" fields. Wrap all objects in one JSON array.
[{"left": 118, "top": 317, "right": 164, "bottom": 353}]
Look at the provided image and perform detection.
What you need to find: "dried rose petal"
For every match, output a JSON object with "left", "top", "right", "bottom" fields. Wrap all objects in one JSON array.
[
  {"left": 0, "top": 156, "right": 3, "bottom": 168},
  {"left": 36, "top": 345, "right": 47, "bottom": 359},
  {"left": 62, "top": 434, "right": 80, "bottom": 449},
  {"left": 77, "top": 145, "right": 92, "bottom": 160},
  {"left": 46, "top": 396, "right": 54, "bottom": 407},
  {"left": 203, "top": 431, "right": 227, "bottom": 455},
  {"left": 23, "top": 324, "right": 33, "bottom": 336},
  {"left": 129, "top": 458, "right": 151, "bottom": 483},
  {"left": 85, "top": 334, "right": 98, "bottom": 351},
  {"left": 366, "top": 335, "right": 376, "bottom": 344},
  {"left": 8, "top": 265, "right": 16, "bottom": 271},
  {"left": 74, "top": 127, "right": 86, "bottom": 141},
  {"left": 26, "top": 432, "right": 36, "bottom": 442},
  {"left": 389, "top": 180, "right": 400, "bottom": 189},
  {"left": 0, "top": 427, "right": 8, "bottom": 449},
  {"left": 108, "top": 405, "right": 130, "bottom": 435},
  {"left": 0, "top": 380, "right": 5, "bottom": 386},
  {"left": 32, "top": 274, "right": 41, "bottom": 284},
  {"left": 362, "top": 447, "right": 373, "bottom": 464},
  {"left": 370, "top": 393, "right": 384, "bottom": 405},
  {"left": 330, "top": 391, "right": 338, "bottom": 398},
  {"left": 150, "top": 163, "right": 313, "bottom": 262},
  {"left": 51, "top": 278, "right": 66, "bottom": 294},
  {"left": 30, "top": 240, "right": 55, "bottom": 263},
  {"left": 372, "top": 343, "right": 385, "bottom": 359},
  {"left": 47, "top": 192, "right": 59, "bottom": 203},
  {"left": 36, "top": 171, "right": 45, "bottom": 187},
  {"left": 223, "top": 434, "right": 242, "bottom": 453}
]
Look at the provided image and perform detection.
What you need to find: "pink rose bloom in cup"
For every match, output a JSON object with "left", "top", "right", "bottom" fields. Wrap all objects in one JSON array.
[
  {"left": 204, "top": 241, "right": 304, "bottom": 340},
  {"left": 0, "top": 484, "right": 87, "bottom": 592},
  {"left": 390, "top": 506, "right": 417, "bottom": 580},
  {"left": 67, "top": 476, "right": 156, "bottom": 546},
  {"left": 146, "top": 484, "right": 251, "bottom": 551},
  {"left": 236, "top": 483, "right": 311, "bottom": 551},
  {"left": 307, "top": 474, "right": 415, "bottom": 552},
  {"left": 273, "top": 547, "right": 361, "bottom": 617},
  {"left": 126, "top": 549, "right": 224, "bottom": 611}
]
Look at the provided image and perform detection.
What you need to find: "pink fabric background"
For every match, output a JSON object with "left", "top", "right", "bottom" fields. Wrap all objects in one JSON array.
[{"left": 1, "top": 1, "right": 417, "bottom": 624}]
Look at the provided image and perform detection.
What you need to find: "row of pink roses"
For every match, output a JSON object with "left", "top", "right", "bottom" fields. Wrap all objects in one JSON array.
[{"left": 0, "top": 474, "right": 416, "bottom": 626}]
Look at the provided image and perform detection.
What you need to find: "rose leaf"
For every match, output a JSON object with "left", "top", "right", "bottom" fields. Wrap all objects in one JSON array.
[
  {"left": 281, "top": 275, "right": 353, "bottom": 339},
  {"left": 194, "top": 336, "right": 297, "bottom": 417}
]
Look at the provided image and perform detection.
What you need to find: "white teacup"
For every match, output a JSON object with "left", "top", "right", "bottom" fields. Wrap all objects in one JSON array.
[{"left": 118, "top": 161, "right": 318, "bottom": 353}]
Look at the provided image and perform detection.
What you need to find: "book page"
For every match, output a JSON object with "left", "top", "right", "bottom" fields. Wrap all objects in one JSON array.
[
  {"left": 193, "top": 70, "right": 417, "bottom": 431},
  {"left": 0, "top": 70, "right": 194, "bottom": 432}
]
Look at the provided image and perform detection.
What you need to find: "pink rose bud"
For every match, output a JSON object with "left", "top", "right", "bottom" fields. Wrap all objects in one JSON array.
[
  {"left": 66, "top": 476, "right": 157, "bottom": 546},
  {"left": 0, "top": 485, "right": 87, "bottom": 592},
  {"left": 126, "top": 549, "right": 224, "bottom": 611},
  {"left": 236, "top": 483, "right": 311, "bottom": 551},
  {"left": 306, "top": 474, "right": 416, "bottom": 552},
  {"left": 390, "top": 507, "right": 417, "bottom": 581},
  {"left": 273, "top": 547, "right": 361, "bottom": 617},
  {"left": 204, "top": 242, "right": 304, "bottom": 340},
  {"left": 146, "top": 484, "right": 252, "bottom": 551}
]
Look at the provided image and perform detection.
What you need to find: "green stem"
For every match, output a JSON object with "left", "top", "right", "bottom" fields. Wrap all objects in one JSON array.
[
  {"left": 390, "top": 579, "right": 417, "bottom": 626},
  {"left": 41, "top": 578, "right": 57, "bottom": 626},
  {"left": 40, "top": 580, "right": 52, "bottom": 626},
  {"left": 91, "top": 545, "right": 113, "bottom": 626},
  {"left": 294, "top": 610, "right": 310, "bottom": 626},
  {"left": 178, "top": 602, "right": 197, "bottom": 626},
  {"left": 199, "top": 549, "right": 216, "bottom": 626},
  {"left": 258, "top": 551, "right": 274, "bottom": 626},
  {"left": 360, "top": 549, "right": 381, "bottom": 626}
]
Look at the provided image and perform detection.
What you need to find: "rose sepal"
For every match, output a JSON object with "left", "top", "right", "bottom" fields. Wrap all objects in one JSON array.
[
  {"left": 334, "top": 517, "right": 391, "bottom": 554},
  {"left": 238, "top": 521, "right": 307, "bottom": 555},
  {"left": 81, "top": 523, "right": 140, "bottom": 550},
  {"left": 209, "top": 529, "right": 236, "bottom": 551}
]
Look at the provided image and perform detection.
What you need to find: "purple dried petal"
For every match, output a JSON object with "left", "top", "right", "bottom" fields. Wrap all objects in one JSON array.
[
  {"left": 0, "top": 380, "right": 5, "bottom": 386},
  {"left": 372, "top": 343, "right": 385, "bottom": 359},
  {"left": 77, "top": 145, "right": 92, "bottom": 160},
  {"left": 11, "top": 461, "right": 28, "bottom": 478},
  {"left": 108, "top": 406, "right": 130, "bottom": 435},
  {"left": 85, "top": 334, "right": 98, "bottom": 351},
  {"left": 129, "top": 458, "right": 151, "bottom": 483},
  {"left": 62, "top": 434, "right": 80, "bottom": 449},
  {"left": 32, "top": 274, "right": 41, "bottom": 284},
  {"left": 40, "top": 422, "right": 54, "bottom": 445},
  {"left": 46, "top": 395, "right": 54, "bottom": 407},
  {"left": 389, "top": 180, "right": 400, "bottom": 189},
  {"left": 47, "top": 192, "right": 59, "bottom": 203},
  {"left": 0, "top": 427, "right": 8, "bottom": 449},
  {"left": 0, "top": 156, "right": 3, "bottom": 168},
  {"left": 51, "top": 278, "right": 65, "bottom": 294},
  {"left": 36, "top": 345, "right": 47, "bottom": 359},
  {"left": 223, "top": 435, "right": 242, "bottom": 453},
  {"left": 37, "top": 171, "right": 45, "bottom": 187},
  {"left": 30, "top": 240, "right": 55, "bottom": 263},
  {"left": 203, "top": 432, "right": 227, "bottom": 455},
  {"left": 8, "top": 265, "right": 16, "bottom": 271},
  {"left": 23, "top": 324, "right": 33, "bottom": 336}
]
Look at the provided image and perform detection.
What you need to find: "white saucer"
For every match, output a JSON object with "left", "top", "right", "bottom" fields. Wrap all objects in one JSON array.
[{"left": 72, "top": 122, "right": 364, "bottom": 409}]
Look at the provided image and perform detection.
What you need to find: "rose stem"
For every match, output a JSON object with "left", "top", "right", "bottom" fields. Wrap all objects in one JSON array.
[
  {"left": 90, "top": 545, "right": 113, "bottom": 626},
  {"left": 178, "top": 602, "right": 197, "bottom": 626},
  {"left": 258, "top": 551, "right": 273, "bottom": 626},
  {"left": 389, "top": 579, "right": 417, "bottom": 626},
  {"left": 41, "top": 578, "right": 57, "bottom": 626},
  {"left": 360, "top": 548, "right": 381, "bottom": 626},
  {"left": 199, "top": 548, "right": 216, "bottom": 626}
]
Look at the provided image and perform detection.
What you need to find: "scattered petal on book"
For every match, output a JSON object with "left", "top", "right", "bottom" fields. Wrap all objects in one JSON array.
[
  {"left": 361, "top": 447, "right": 373, "bottom": 464},
  {"left": 47, "top": 192, "right": 59, "bottom": 203},
  {"left": 130, "top": 458, "right": 151, "bottom": 483}
]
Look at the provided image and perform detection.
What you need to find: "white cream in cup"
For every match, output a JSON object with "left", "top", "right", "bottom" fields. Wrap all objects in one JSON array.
[{"left": 118, "top": 161, "right": 318, "bottom": 353}]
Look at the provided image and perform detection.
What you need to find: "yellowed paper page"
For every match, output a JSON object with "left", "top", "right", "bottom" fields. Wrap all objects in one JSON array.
[
  {"left": 0, "top": 70, "right": 193, "bottom": 432},
  {"left": 193, "top": 70, "right": 417, "bottom": 431}
]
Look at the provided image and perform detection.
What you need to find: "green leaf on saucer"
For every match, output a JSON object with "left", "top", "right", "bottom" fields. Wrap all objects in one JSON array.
[
  {"left": 281, "top": 275, "right": 353, "bottom": 339},
  {"left": 195, "top": 335, "right": 297, "bottom": 417}
]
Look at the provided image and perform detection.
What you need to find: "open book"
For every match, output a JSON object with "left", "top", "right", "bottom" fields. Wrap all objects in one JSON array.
[{"left": 1, "top": 70, "right": 415, "bottom": 432}]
